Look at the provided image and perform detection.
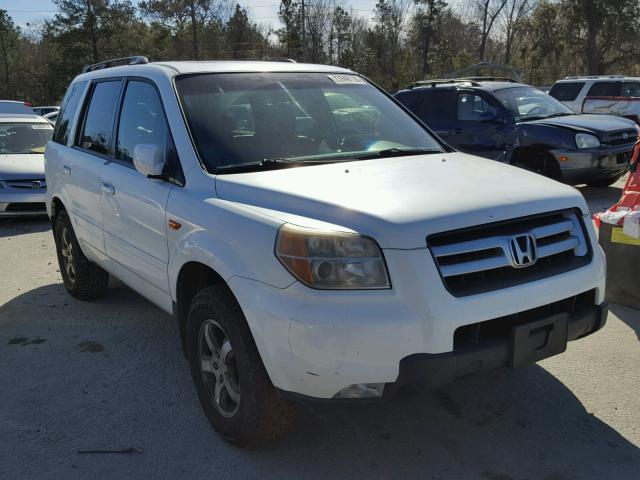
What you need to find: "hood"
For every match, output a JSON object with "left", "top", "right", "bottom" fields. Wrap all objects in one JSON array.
[
  {"left": 528, "top": 114, "right": 636, "bottom": 138},
  {"left": 215, "top": 152, "right": 588, "bottom": 249},
  {"left": 0, "top": 154, "right": 45, "bottom": 180}
]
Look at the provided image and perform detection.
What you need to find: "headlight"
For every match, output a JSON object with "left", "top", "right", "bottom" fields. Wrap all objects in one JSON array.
[
  {"left": 275, "top": 224, "right": 390, "bottom": 289},
  {"left": 575, "top": 133, "right": 600, "bottom": 149}
]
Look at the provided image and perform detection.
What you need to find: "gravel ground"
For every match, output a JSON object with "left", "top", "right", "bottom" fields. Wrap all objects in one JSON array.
[{"left": 1, "top": 179, "right": 639, "bottom": 480}]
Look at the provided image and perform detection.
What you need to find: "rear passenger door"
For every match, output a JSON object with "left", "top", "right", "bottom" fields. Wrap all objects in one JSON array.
[
  {"left": 414, "top": 90, "right": 457, "bottom": 142},
  {"left": 100, "top": 79, "right": 177, "bottom": 297},
  {"left": 64, "top": 79, "right": 121, "bottom": 254}
]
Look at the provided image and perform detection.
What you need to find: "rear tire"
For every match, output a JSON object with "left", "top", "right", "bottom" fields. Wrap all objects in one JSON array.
[
  {"left": 53, "top": 210, "right": 109, "bottom": 300},
  {"left": 586, "top": 175, "right": 622, "bottom": 187},
  {"left": 186, "top": 285, "right": 296, "bottom": 447}
]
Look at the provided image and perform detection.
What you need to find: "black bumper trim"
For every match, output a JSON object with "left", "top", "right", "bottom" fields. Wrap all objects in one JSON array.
[{"left": 386, "top": 301, "right": 608, "bottom": 396}]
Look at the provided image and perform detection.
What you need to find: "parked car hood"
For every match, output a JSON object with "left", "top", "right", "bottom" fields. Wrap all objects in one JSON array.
[
  {"left": 0, "top": 154, "right": 45, "bottom": 180},
  {"left": 527, "top": 114, "right": 636, "bottom": 136},
  {"left": 215, "top": 152, "right": 588, "bottom": 249}
]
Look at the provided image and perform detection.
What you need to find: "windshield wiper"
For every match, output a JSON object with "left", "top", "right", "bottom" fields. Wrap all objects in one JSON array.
[
  {"left": 213, "top": 157, "right": 319, "bottom": 174},
  {"left": 524, "top": 112, "right": 574, "bottom": 121},
  {"left": 351, "top": 148, "right": 442, "bottom": 161}
]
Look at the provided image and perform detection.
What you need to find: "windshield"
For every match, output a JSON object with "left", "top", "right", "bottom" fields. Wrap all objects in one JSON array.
[
  {"left": 0, "top": 122, "right": 53, "bottom": 154},
  {"left": 494, "top": 86, "right": 574, "bottom": 121},
  {"left": 175, "top": 72, "right": 444, "bottom": 172}
]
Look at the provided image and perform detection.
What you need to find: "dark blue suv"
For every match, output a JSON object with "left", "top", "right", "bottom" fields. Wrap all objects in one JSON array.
[{"left": 394, "top": 79, "right": 637, "bottom": 186}]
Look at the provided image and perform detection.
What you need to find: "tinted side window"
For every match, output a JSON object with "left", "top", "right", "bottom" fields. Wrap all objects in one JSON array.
[
  {"left": 457, "top": 93, "right": 498, "bottom": 121},
  {"left": 622, "top": 82, "right": 640, "bottom": 97},
  {"left": 79, "top": 80, "right": 121, "bottom": 155},
  {"left": 417, "top": 90, "right": 454, "bottom": 121},
  {"left": 549, "top": 82, "right": 584, "bottom": 101},
  {"left": 587, "top": 81, "right": 621, "bottom": 97},
  {"left": 116, "top": 81, "right": 168, "bottom": 163},
  {"left": 53, "top": 81, "right": 87, "bottom": 145},
  {"left": 394, "top": 90, "right": 425, "bottom": 112}
]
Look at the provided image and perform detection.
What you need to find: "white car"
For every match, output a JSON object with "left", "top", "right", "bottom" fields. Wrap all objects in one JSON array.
[
  {"left": 0, "top": 114, "right": 52, "bottom": 216},
  {"left": 43, "top": 111, "right": 59, "bottom": 125},
  {"left": 45, "top": 57, "right": 608, "bottom": 445},
  {"left": 0, "top": 100, "right": 34, "bottom": 115},
  {"left": 549, "top": 75, "right": 640, "bottom": 119},
  {"left": 33, "top": 106, "right": 60, "bottom": 117}
]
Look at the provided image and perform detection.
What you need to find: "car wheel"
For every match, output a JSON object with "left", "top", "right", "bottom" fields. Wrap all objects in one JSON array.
[
  {"left": 586, "top": 175, "right": 622, "bottom": 187},
  {"left": 186, "top": 285, "right": 296, "bottom": 446},
  {"left": 53, "top": 210, "right": 109, "bottom": 300}
]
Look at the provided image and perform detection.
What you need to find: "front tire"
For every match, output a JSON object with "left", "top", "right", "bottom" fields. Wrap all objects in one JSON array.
[
  {"left": 186, "top": 286, "right": 296, "bottom": 446},
  {"left": 53, "top": 210, "right": 109, "bottom": 300}
]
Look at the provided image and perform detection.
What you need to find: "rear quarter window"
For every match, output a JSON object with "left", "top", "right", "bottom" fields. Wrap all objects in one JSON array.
[
  {"left": 418, "top": 90, "right": 455, "bottom": 122},
  {"left": 394, "top": 90, "right": 425, "bottom": 112},
  {"left": 586, "top": 81, "right": 622, "bottom": 98},
  {"left": 53, "top": 81, "right": 87, "bottom": 145},
  {"left": 549, "top": 82, "right": 584, "bottom": 101}
]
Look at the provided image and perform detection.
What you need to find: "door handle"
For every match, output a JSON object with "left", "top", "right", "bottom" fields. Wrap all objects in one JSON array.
[
  {"left": 63, "top": 165, "right": 71, "bottom": 176},
  {"left": 101, "top": 182, "right": 115, "bottom": 195},
  {"left": 453, "top": 128, "right": 463, "bottom": 135}
]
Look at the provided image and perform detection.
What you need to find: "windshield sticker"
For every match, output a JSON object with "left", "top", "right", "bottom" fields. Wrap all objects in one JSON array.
[{"left": 327, "top": 74, "right": 366, "bottom": 85}]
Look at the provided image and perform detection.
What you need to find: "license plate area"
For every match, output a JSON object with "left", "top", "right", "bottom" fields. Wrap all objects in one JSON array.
[{"left": 509, "top": 313, "right": 568, "bottom": 368}]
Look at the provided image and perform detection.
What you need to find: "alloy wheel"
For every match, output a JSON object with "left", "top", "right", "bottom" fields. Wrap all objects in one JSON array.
[{"left": 198, "top": 319, "right": 241, "bottom": 418}]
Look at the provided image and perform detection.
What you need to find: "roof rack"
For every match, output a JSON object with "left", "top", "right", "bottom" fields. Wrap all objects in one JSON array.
[
  {"left": 81, "top": 56, "right": 149, "bottom": 73},
  {"left": 260, "top": 57, "right": 297, "bottom": 63},
  {"left": 455, "top": 76, "right": 518, "bottom": 83},
  {"left": 407, "top": 79, "right": 481, "bottom": 89},
  {"left": 563, "top": 74, "right": 625, "bottom": 80}
]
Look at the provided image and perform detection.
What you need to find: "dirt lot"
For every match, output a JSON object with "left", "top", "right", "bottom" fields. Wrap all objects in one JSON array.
[{"left": 1, "top": 180, "right": 639, "bottom": 480}]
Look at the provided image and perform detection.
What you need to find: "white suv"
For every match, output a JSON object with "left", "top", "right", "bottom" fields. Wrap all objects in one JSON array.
[
  {"left": 550, "top": 75, "right": 640, "bottom": 120},
  {"left": 45, "top": 57, "right": 608, "bottom": 445}
]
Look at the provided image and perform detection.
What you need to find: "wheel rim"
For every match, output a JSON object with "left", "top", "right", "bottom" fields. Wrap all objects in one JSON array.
[
  {"left": 198, "top": 319, "right": 241, "bottom": 418},
  {"left": 60, "top": 227, "right": 76, "bottom": 285}
]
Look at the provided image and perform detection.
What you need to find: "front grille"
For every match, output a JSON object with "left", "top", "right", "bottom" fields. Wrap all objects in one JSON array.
[
  {"left": 5, "top": 202, "right": 46, "bottom": 212},
  {"left": 454, "top": 289, "right": 596, "bottom": 348},
  {"left": 428, "top": 209, "right": 592, "bottom": 297},
  {"left": 605, "top": 130, "right": 637, "bottom": 146},
  {"left": 6, "top": 179, "right": 46, "bottom": 190}
]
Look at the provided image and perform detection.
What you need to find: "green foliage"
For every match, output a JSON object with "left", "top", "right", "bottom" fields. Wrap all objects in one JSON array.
[{"left": 1, "top": 0, "right": 639, "bottom": 104}]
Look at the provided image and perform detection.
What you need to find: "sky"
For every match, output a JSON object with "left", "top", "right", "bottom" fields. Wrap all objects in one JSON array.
[{"left": 0, "top": 0, "right": 383, "bottom": 30}]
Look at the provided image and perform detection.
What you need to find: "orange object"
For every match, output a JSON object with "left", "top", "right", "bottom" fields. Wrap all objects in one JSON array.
[
  {"left": 168, "top": 219, "right": 182, "bottom": 230},
  {"left": 593, "top": 140, "right": 640, "bottom": 228}
]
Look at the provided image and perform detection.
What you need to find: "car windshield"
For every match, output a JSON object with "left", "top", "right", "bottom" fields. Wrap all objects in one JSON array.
[
  {"left": 175, "top": 72, "right": 444, "bottom": 172},
  {"left": 494, "top": 86, "right": 574, "bottom": 121},
  {"left": 0, "top": 122, "right": 53, "bottom": 154}
]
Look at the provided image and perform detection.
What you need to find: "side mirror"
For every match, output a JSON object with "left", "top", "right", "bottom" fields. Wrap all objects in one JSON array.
[{"left": 133, "top": 144, "right": 165, "bottom": 177}]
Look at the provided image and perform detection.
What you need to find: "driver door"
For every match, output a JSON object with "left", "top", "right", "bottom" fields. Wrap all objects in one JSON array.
[
  {"left": 452, "top": 92, "right": 511, "bottom": 162},
  {"left": 100, "top": 79, "right": 176, "bottom": 302}
]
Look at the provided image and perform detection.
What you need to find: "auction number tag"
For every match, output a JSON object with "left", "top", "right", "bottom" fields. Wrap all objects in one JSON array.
[{"left": 327, "top": 74, "right": 367, "bottom": 85}]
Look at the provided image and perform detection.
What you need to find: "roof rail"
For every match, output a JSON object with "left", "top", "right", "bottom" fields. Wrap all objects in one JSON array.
[
  {"left": 455, "top": 76, "right": 518, "bottom": 83},
  {"left": 81, "top": 56, "right": 149, "bottom": 73},
  {"left": 407, "top": 78, "right": 481, "bottom": 89},
  {"left": 260, "top": 57, "right": 297, "bottom": 63},
  {"left": 563, "top": 74, "right": 626, "bottom": 80}
]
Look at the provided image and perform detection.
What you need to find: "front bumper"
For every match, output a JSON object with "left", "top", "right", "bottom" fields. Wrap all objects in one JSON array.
[
  {"left": 387, "top": 301, "right": 607, "bottom": 396},
  {"left": 228, "top": 232, "right": 606, "bottom": 400},
  {"left": 0, "top": 190, "right": 47, "bottom": 217},
  {"left": 551, "top": 144, "right": 632, "bottom": 184}
]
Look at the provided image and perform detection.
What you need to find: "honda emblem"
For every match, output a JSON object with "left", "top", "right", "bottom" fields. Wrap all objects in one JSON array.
[{"left": 509, "top": 234, "right": 537, "bottom": 268}]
